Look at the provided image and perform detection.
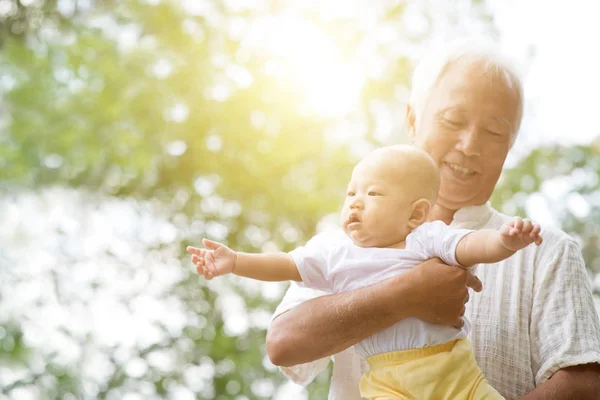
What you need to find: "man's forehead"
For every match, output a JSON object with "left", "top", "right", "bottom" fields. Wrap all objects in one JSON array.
[{"left": 428, "top": 61, "right": 520, "bottom": 124}]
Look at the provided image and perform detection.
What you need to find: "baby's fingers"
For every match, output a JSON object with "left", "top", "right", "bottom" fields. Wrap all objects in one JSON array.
[
  {"left": 530, "top": 224, "right": 543, "bottom": 245},
  {"left": 204, "top": 252, "right": 219, "bottom": 278},
  {"left": 196, "top": 262, "right": 208, "bottom": 277},
  {"left": 511, "top": 217, "right": 523, "bottom": 234},
  {"left": 499, "top": 222, "right": 512, "bottom": 237},
  {"left": 196, "top": 262, "right": 216, "bottom": 280},
  {"left": 187, "top": 246, "right": 204, "bottom": 256},
  {"left": 194, "top": 255, "right": 206, "bottom": 268},
  {"left": 521, "top": 219, "right": 533, "bottom": 234}
]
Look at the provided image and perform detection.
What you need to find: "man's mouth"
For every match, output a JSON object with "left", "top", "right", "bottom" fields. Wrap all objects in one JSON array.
[{"left": 446, "top": 162, "right": 477, "bottom": 177}]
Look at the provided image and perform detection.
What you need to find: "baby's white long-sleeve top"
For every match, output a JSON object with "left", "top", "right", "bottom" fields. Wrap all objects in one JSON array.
[{"left": 289, "top": 220, "right": 473, "bottom": 357}]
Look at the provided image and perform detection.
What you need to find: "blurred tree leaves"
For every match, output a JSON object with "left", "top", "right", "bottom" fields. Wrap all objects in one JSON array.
[
  {"left": 0, "top": 1, "right": 366, "bottom": 398},
  {"left": 1, "top": 0, "right": 357, "bottom": 244}
]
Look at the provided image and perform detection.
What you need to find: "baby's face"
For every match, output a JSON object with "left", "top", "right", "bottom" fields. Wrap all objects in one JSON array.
[{"left": 341, "top": 155, "right": 417, "bottom": 248}]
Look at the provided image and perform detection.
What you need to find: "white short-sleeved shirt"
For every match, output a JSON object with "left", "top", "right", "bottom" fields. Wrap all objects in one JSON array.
[
  {"left": 271, "top": 203, "right": 600, "bottom": 400},
  {"left": 288, "top": 221, "right": 472, "bottom": 356}
]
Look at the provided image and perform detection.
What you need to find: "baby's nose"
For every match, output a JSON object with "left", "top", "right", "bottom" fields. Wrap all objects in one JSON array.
[{"left": 350, "top": 199, "right": 363, "bottom": 209}]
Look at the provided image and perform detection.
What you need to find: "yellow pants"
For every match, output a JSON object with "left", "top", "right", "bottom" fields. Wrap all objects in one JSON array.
[{"left": 360, "top": 339, "right": 504, "bottom": 400}]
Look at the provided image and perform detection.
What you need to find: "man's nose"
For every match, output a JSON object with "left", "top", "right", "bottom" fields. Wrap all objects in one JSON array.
[{"left": 456, "top": 127, "right": 482, "bottom": 157}]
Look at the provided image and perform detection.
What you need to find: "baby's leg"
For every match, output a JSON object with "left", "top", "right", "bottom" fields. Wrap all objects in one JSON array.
[
  {"left": 470, "top": 377, "right": 504, "bottom": 400},
  {"left": 360, "top": 339, "right": 504, "bottom": 400}
]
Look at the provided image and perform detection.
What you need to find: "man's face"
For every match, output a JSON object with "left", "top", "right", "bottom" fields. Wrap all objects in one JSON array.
[{"left": 408, "top": 58, "right": 520, "bottom": 211}]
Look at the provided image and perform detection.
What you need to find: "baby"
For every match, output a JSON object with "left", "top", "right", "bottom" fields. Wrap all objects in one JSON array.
[{"left": 187, "top": 145, "right": 542, "bottom": 400}]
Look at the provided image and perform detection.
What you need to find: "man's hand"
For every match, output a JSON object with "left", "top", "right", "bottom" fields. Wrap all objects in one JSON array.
[
  {"left": 186, "top": 239, "right": 237, "bottom": 279},
  {"left": 404, "top": 258, "right": 483, "bottom": 328},
  {"left": 499, "top": 217, "right": 543, "bottom": 252}
]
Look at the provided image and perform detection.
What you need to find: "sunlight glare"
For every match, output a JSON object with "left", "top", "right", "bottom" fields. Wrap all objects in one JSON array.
[{"left": 255, "top": 14, "right": 364, "bottom": 117}]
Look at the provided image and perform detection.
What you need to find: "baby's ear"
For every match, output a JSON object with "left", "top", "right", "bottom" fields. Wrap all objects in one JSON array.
[{"left": 408, "top": 198, "right": 431, "bottom": 229}]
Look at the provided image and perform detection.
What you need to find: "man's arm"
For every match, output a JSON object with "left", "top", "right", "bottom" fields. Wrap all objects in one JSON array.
[
  {"left": 267, "top": 258, "right": 482, "bottom": 366},
  {"left": 520, "top": 364, "right": 600, "bottom": 400},
  {"left": 526, "top": 232, "right": 600, "bottom": 399}
]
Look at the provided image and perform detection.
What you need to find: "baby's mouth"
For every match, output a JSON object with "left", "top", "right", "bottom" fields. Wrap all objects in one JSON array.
[{"left": 347, "top": 213, "right": 361, "bottom": 227}]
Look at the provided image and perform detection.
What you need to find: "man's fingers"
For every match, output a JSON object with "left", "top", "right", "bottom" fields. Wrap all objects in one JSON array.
[
  {"left": 466, "top": 271, "right": 483, "bottom": 293},
  {"left": 453, "top": 317, "right": 465, "bottom": 330}
]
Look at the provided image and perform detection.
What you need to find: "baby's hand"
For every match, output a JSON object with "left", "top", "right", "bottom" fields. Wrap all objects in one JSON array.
[
  {"left": 186, "top": 239, "right": 237, "bottom": 280},
  {"left": 499, "top": 217, "right": 543, "bottom": 252}
]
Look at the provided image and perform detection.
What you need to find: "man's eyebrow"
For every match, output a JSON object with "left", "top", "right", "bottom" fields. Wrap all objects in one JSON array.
[{"left": 437, "top": 106, "right": 466, "bottom": 114}]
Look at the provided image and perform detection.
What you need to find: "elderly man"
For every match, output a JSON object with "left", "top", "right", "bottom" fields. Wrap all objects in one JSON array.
[{"left": 267, "top": 42, "right": 600, "bottom": 400}]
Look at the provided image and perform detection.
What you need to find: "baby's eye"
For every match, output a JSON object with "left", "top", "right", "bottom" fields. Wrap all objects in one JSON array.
[
  {"left": 347, "top": 191, "right": 355, "bottom": 196},
  {"left": 368, "top": 191, "right": 381, "bottom": 196}
]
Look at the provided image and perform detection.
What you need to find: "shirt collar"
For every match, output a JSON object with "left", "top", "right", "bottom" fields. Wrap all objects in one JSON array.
[{"left": 449, "top": 202, "right": 495, "bottom": 230}]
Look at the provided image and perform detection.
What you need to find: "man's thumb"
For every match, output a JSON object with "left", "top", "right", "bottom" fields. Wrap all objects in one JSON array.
[{"left": 202, "top": 238, "right": 221, "bottom": 250}]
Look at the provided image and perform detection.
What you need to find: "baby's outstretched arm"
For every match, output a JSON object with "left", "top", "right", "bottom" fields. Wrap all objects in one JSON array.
[
  {"left": 186, "top": 239, "right": 302, "bottom": 282},
  {"left": 456, "top": 217, "right": 543, "bottom": 267}
]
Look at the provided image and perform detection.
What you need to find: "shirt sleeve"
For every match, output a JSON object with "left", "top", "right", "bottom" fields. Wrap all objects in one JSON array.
[
  {"left": 407, "top": 221, "right": 473, "bottom": 266},
  {"left": 530, "top": 232, "right": 600, "bottom": 384},
  {"left": 269, "top": 282, "right": 332, "bottom": 385},
  {"left": 288, "top": 231, "right": 337, "bottom": 292}
]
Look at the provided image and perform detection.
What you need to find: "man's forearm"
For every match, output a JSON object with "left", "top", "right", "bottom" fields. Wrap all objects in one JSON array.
[
  {"left": 520, "top": 365, "right": 600, "bottom": 400},
  {"left": 267, "top": 274, "right": 413, "bottom": 366},
  {"left": 267, "top": 258, "right": 480, "bottom": 367}
]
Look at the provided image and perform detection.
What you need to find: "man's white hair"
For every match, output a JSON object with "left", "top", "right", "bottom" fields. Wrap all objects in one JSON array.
[{"left": 409, "top": 40, "right": 524, "bottom": 140}]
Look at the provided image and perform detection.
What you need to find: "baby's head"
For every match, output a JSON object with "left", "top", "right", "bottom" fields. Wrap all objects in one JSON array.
[{"left": 341, "top": 145, "right": 440, "bottom": 248}]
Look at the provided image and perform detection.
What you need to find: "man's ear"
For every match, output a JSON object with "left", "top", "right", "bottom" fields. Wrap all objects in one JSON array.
[
  {"left": 408, "top": 198, "right": 431, "bottom": 229},
  {"left": 405, "top": 104, "right": 417, "bottom": 143}
]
